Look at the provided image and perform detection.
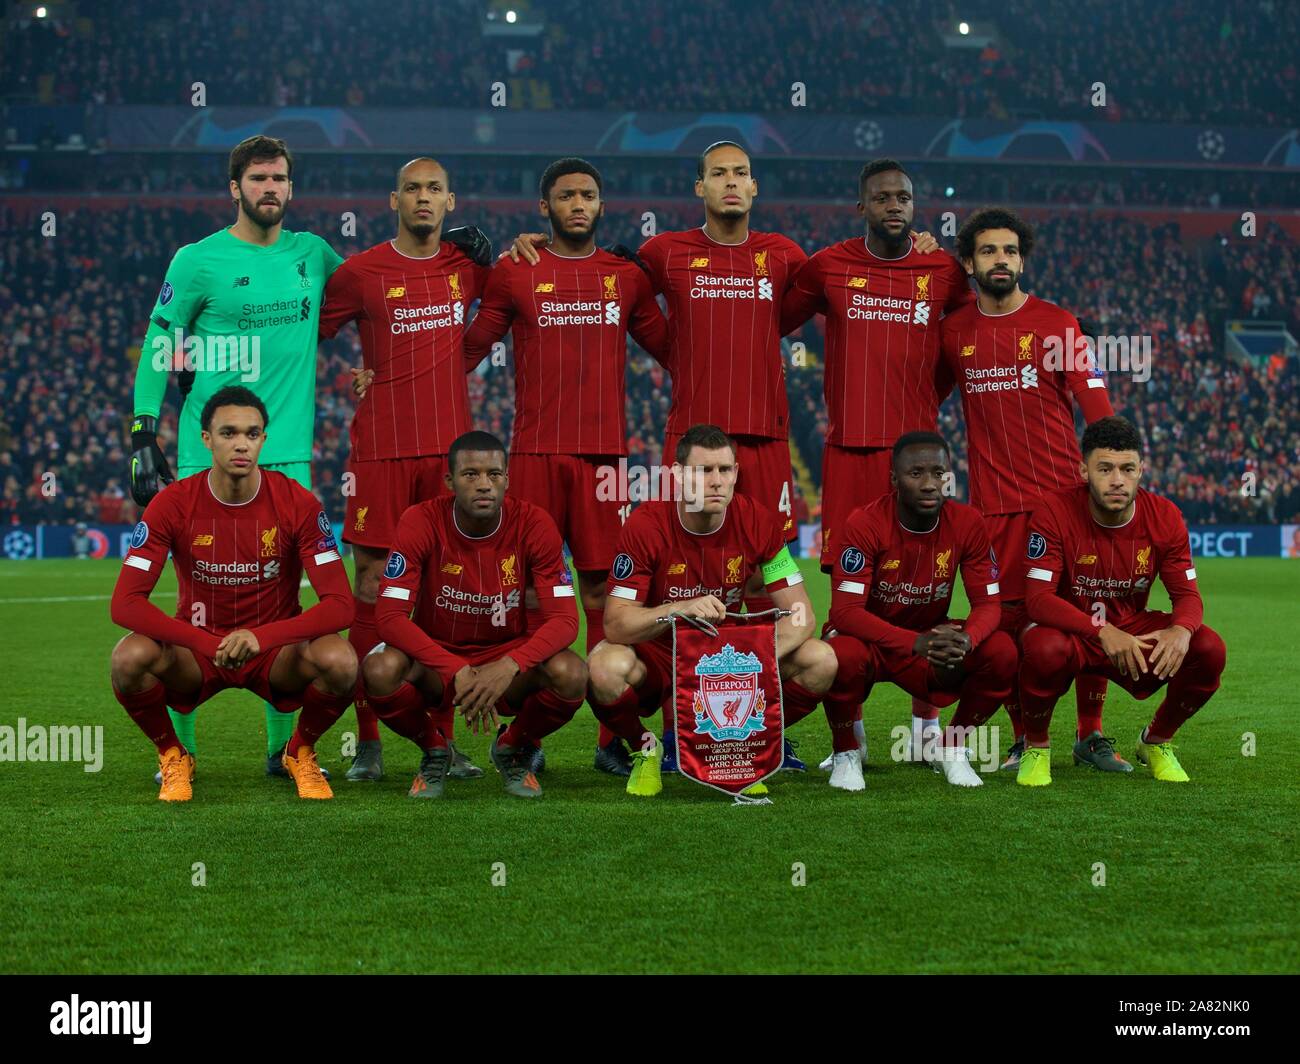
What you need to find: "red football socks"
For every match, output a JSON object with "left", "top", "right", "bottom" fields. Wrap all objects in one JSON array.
[
  {"left": 115, "top": 681, "right": 182, "bottom": 754},
  {"left": 287, "top": 682, "right": 352, "bottom": 756},
  {"left": 348, "top": 597, "right": 382, "bottom": 743},
  {"left": 502, "top": 687, "right": 583, "bottom": 748}
]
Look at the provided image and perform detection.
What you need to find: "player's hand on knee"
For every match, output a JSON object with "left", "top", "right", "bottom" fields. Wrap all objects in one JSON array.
[
  {"left": 925, "top": 625, "right": 970, "bottom": 666},
  {"left": 215, "top": 629, "right": 259, "bottom": 668},
  {"left": 1098, "top": 624, "right": 1153, "bottom": 680},
  {"left": 1149, "top": 625, "right": 1191, "bottom": 680}
]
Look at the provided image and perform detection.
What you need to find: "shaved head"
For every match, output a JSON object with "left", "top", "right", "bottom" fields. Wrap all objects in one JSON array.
[{"left": 397, "top": 157, "right": 450, "bottom": 191}]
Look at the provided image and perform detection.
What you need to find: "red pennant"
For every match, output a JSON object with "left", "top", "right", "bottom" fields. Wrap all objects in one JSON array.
[{"left": 672, "top": 614, "right": 784, "bottom": 796}]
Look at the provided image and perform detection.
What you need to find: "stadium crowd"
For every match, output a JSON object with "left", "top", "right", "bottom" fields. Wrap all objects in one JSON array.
[
  {"left": 4, "top": 0, "right": 1296, "bottom": 126},
  {"left": 2, "top": 198, "right": 1297, "bottom": 530},
  {"left": 13, "top": 153, "right": 1300, "bottom": 212}
]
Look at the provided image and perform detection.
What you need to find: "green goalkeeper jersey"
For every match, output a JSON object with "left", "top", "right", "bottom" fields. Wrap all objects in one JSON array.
[{"left": 133, "top": 227, "right": 344, "bottom": 469}]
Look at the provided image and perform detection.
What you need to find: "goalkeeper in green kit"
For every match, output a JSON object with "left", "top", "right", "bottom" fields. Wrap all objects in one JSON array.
[{"left": 129, "top": 135, "right": 344, "bottom": 779}]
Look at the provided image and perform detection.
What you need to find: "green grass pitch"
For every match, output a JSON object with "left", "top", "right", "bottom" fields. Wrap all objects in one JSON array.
[{"left": 1, "top": 556, "right": 1296, "bottom": 974}]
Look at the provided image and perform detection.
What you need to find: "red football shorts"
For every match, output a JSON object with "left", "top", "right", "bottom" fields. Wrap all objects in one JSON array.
[
  {"left": 165, "top": 645, "right": 301, "bottom": 715},
  {"left": 665, "top": 432, "right": 795, "bottom": 542},
  {"left": 1022, "top": 610, "right": 1206, "bottom": 700},
  {"left": 629, "top": 639, "right": 675, "bottom": 716},
  {"left": 819, "top": 444, "right": 894, "bottom": 569},
  {"left": 345, "top": 455, "right": 449, "bottom": 549},
  {"left": 508, "top": 452, "right": 623, "bottom": 572},
  {"left": 426, "top": 633, "right": 539, "bottom": 710},
  {"left": 826, "top": 621, "right": 962, "bottom": 708}
]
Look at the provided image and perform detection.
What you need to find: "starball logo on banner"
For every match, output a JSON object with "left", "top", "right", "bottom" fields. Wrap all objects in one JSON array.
[{"left": 671, "top": 612, "right": 785, "bottom": 799}]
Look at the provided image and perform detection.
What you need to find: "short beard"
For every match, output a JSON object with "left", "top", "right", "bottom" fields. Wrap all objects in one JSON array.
[
  {"left": 407, "top": 221, "right": 437, "bottom": 240},
  {"left": 976, "top": 268, "right": 1018, "bottom": 297},
  {"left": 868, "top": 217, "right": 911, "bottom": 250},
  {"left": 239, "top": 192, "right": 286, "bottom": 230},
  {"left": 555, "top": 215, "right": 599, "bottom": 243}
]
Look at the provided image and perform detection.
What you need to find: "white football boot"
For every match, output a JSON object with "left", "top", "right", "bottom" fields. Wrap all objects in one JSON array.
[
  {"left": 820, "top": 720, "right": 867, "bottom": 771},
  {"left": 828, "top": 749, "right": 866, "bottom": 791},
  {"left": 932, "top": 743, "right": 983, "bottom": 787}
]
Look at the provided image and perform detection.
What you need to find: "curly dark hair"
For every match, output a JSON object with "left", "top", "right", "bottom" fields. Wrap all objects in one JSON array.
[
  {"left": 1081, "top": 415, "right": 1144, "bottom": 457},
  {"left": 956, "top": 206, "right": 1036, "bottom": 262}
]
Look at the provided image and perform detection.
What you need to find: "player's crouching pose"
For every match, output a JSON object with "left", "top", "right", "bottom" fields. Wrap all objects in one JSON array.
[
  {"left": 363, "top": 432, "right": 585, "bottom": 799},
  {"left": 110, "top": 387, "right": 357, "bottom": 802},
  {"left": 586, "top": 424, "right": 837, "bottom": 798},
  {"left": 822, "top": 433, "right": 1017, "bottom": 790},
  {"left": 1016, "top": 417, "right": 1226, "bottom": 786}
]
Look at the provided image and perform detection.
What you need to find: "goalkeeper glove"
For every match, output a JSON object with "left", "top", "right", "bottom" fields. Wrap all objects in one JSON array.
[
  {"left": 128, "top": 415, "right": 175, "bottom": 507},
  {"left": 443, "top": 225, "right": 493, "bottom": 267},
  {"left": 606, "top": 243, "right": 652, "bottom": 279}
]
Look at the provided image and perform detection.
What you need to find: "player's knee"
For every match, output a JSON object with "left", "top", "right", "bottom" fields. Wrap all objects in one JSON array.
[
  {"left": 587, "top": 643, "right": 633, "bottom": 703},
  {"left": 978, "top": 631, "right": 1019, "bottom": 685},
  {"left": 543, "top": 651, "right": 588, "bottom": 701},
  {"left": 314, "top": 638, "right": 358, "bottom": 692},
  {"left": 110, "top": 633, "right": 162, "bottom": 682},
  {"left": 1189, "top": 625, "right": 1227, "bottom": 678},
  {"left": 796, "top": 638, "right": 839, "bottom": 694},
  {"left": 1020, "top": 626, "right": 1073, "bottom": 686},
  {"left": 826, "top": 635, "right": 865, "bottom": 689},
  {"left": 362, "top": 646, "right": 406, "bottom": 698}
]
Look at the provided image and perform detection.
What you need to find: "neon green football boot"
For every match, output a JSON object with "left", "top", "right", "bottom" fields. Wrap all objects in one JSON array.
[
  {"left": 1135, "top": 729, "right": 1190, "bottom": 782},
  {"left": 1016, "top": 746, "right": 1052, "bottom": 787},
  {"left": 626, "top": 742, "right": 663, "bottom": 797}
]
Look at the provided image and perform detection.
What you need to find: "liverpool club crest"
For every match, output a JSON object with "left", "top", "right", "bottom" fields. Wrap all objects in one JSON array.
[{"left": 692, "top": 643, "right": 767, "bottom": 741}]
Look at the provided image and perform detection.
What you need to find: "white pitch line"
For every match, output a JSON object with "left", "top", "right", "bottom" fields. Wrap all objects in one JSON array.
[
  {"left": 1, "top": 579, "right": 311, "bottom": 604},
  {"left": 0, "top": 594, "right": 113, "bottom": 604}
]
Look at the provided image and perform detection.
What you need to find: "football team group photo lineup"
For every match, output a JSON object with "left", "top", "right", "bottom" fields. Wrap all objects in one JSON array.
[{"left": 114, "top": 134, "right": 1223, "bottom": 803}]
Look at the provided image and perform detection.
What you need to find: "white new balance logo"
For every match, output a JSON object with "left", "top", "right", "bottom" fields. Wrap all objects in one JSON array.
[
  {"left": 604, "top": 301, "right": 620, "bottom": 325},
  {"left": 912, "top": 302, "right": 931, "bottom": 325},
  {"left": 757, "top": 278, "right": 773, "bottom": 301},
  {"left": 1020, "top": 363, "right": 1039, "bottom": 389}
]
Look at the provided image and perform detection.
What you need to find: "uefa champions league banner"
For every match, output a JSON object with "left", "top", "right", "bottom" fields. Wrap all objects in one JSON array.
[
  {"left": 1, "top": 522, "right": 349, "bottom": 560},
  {"left": 672, "top": 612, "right": 785, "bottom": 801}
]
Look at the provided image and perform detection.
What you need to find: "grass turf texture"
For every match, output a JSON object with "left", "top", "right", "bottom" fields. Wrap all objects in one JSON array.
[{"left": 1, "top": 556, "right": 1296, "bottom": 975}]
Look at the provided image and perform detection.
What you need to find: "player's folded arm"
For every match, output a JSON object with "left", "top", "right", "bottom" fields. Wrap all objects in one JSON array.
[
  {"left": 1023, "top": 565, "right": 1098, "bottom": 636},
  {"left": 507, "top": 555, "right": 580, "bottom": 672},
  {"left": 246, "top": 537, "right": 355, "bottom": 653},
  {"left": 111, "top": 508, "right": 222, "bottom": 660},
  {"left": 1153, "top": 504, "right": 1204, "bottom": 633}
]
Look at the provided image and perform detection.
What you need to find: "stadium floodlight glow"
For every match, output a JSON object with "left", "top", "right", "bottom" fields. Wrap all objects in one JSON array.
[
  {"left": 958, "top": 21, "right": 970, "bottom": 34},
  {"left": 945, "top": 186, "right": 955, "bottom": 197},
  {"left": 506, "top": 9, "right": 517, "bottom": 22},
  {"left": 35, "top": 5, "right": 48, "bottom": 16}
]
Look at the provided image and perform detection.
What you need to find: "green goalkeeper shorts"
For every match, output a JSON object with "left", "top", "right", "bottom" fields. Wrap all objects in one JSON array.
[{"left": 177, "top": 462, "right": 312, "bottom": 490}]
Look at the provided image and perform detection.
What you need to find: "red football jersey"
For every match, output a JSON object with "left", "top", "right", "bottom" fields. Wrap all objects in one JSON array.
[
  {"left": 827, "top": 494, "right": 1001, "bottom": 654},
  {"left": 110, "top": 470, "right": 353, "bottom": 658},
  {"left": 781, "top": 237, "right": 973, "bottom": 447},
  {"left": 462, "top": 247, "right": 668, "bottom": 456},
  {"left": 374, "top": 495, "right": 578, "bottom": 683},
  {"left": 1024, "top": 485, "right": 1203, "bottom": 636},
  {"left": 639, "top": 227, "right": 806, "bottom": 440},
  {"left": 319, "top": 240, "right": 490, "bottom": 461},
  {"left": 606, "top": 495, "right": 800, "bottom": 651},
  {"left": 940, "top": 295, "right": 1113, "bottom": 516}
]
